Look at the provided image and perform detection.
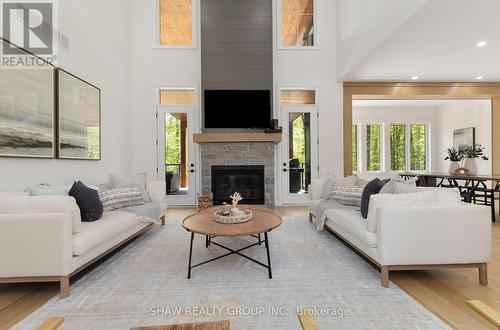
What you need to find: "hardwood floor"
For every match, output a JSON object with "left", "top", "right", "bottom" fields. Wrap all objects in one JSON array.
[{"left": 0, "top": 206, "right": 498, "bottom": 329}]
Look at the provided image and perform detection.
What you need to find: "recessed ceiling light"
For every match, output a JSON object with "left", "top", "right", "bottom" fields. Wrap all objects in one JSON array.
[
  {"left": 476, "top": 41, "right": 487, "bottom": 48},
  {"left": 412, "top": 76, "right": 419, "bottom": 80},
  {"left": 476, "top": 75, "right": 483, "bottom": 80}
]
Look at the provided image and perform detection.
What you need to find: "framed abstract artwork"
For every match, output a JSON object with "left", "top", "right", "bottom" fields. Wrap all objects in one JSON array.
[
  {"left": 57, "top": 69, "right": 101, "bottom": 160},
  {"left": 0, "top": 38, "right": 56, "bottom": 158},
  {"left": 453, "top": 127, "right": 475, "bottom": 152}
]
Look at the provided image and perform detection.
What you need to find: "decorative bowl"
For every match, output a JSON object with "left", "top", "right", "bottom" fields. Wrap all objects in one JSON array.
[{"left": 213, "top": 209, "right": 253, "bottom": 224}]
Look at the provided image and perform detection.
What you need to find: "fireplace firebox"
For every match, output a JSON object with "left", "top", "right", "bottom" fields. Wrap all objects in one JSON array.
[{"left": 211, "top": 165, "right": 265, "bottom": 205}]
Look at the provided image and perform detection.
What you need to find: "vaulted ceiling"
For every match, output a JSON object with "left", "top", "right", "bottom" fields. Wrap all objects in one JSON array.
[{"left": 336, "top": 0, "right": 500, "bottom": 82}]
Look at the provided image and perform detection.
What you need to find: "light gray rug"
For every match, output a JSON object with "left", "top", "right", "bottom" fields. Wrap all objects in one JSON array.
[{"left": 15, "top": 217, "right": 449, "bottom": 329}]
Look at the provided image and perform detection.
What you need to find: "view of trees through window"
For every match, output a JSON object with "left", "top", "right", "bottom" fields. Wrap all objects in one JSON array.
[
  {"left": 389, "top": 123, "right": 427, "bottom": 171},
  {"left": 366, "top": 124, "right": 381, "bottom": 171},
  {"left": 292, "top": 114, "right": 306, "bottom": 165},
  {"left": 352, "top": 125, "right": 358, "bottom": 172},
  {"left": 410, "top": 124, "right": 427, "bottom": 170},
  {"left": 86, "top": 127, "right": 100, "bottom": 159},
  {"left": 165, "top": 114, "right": 181, "bottom": 174},
  {"left": 390, "top": 125, "right": 406, "bottom": 171}
]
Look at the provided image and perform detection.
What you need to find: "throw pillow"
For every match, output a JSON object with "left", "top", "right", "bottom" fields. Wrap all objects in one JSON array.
[
  {"left": 109, "top": 173, "right": 151, "bottom": 202},
  {"left": 69, "top": 181, "right": 103, "bottom": 222},
  {"left": 360, "top": 178, "right": 386, "bottom": 218},
  {"left": 98, "top": 185, "right": 145, "bottom": 211},
  {"left": 393, "top": 176, "right": 418, "bottom": 194},
  {"left": 28, "top": 184, "right": 68, "bottom": 196},
  {"left": 329, "top": 184, "right": 364, "bottom": 206}
]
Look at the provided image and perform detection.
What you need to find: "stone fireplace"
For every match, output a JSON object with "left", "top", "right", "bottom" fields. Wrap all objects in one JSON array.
[{"left": 200, "top": 142, "right": 275, "bottom": 206}]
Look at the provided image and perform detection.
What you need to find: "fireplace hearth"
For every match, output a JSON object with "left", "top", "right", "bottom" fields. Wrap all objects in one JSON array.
[{"left": 211, "top": 165, "right": 265, "bottom": 205}]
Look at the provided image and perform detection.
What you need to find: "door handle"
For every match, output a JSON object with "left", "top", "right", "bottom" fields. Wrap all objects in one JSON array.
[
  {"left": 283, "top": 169, "right": 287, "bottom": 172},
  {"left": 190, "top": 169, "right": 195, "bottom": 173}
]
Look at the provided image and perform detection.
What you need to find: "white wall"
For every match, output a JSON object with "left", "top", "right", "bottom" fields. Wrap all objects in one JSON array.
[
  {"left": 130, "top": 0, "right": 201, "bottom": 178},
  {"left": 353, "top": 106, "right": 439, "bottom": 173},
  {"left": 0, "top": 0, "right": 133, "bottom": 191},
  {"left": 436, "top": 100, "right": 492, "bottom": 174},
  {"left": 273, "top": 0, "right": 341, "bottom": 204}
]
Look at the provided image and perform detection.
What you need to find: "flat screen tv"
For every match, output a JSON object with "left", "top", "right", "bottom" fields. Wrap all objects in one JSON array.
[{"left": 204, "top": 90, "right": 271, "bottom": 129}]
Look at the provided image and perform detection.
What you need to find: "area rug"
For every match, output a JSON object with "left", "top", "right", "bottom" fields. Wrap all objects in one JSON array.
[{"left": 15, "top": 217, "right": 449, "bottom": 329}]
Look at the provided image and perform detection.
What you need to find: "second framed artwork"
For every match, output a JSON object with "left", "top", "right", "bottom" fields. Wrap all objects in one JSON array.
[{"left": 57, "top": 69, "right": 101, "bottom": 160}]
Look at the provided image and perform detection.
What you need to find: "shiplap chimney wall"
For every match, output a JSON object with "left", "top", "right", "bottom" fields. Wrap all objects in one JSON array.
[{"left": 201, "top": 0, "right": 273, "bottom": 93}]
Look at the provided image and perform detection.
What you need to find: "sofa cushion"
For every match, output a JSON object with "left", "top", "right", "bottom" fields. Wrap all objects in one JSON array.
[
  {"left": 360, "top": 178, "right": 386, "bottom": 219},
  {"left": 28, "top": 184, "right": 68, "bottom": 196},
  {"left": 98, "top": 185, "right": 144, "bottom": 211},
  {"left": 0, "top": 195, "right": 82, "bottom": 233},
  {"left": 367, "top": 191, "right": 438, "bottom": 233},
  {"left": 72, "top": 211, "right": 139, "bottom": 256},
  {"left": 69, "top": 181, "right": 103, "bottom": 222},
  {"left": 325, "top": 209, "right": 377, "bottom": 248}
]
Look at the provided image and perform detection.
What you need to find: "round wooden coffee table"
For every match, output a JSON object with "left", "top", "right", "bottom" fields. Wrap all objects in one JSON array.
[{"left": 182, "top": 207, "right": 282, "bottom": 279}]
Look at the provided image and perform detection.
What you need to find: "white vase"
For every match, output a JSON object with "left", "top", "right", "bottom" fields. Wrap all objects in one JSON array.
[
  {"left": 464, "top": 158, "right": 478, "bottom": 175},
  {"left": 448, "top": 161, "right": 460, "bottom": 175}
]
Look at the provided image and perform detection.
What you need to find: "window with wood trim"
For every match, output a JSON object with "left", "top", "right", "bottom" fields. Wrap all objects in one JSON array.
[
  {"left": 281, "top": 0, "right": 314, "bottom": 47},
  {"left": 159, "top": 0, "right": 193, "bottom": 46},
  {"left": 281, "top": 90, "right": 316, "bottom": 104},
  {"left": 352, "top": 124, "right": 358, "bottom": 173},
  {"left": 159, "top": 90, "right": 196, "bottom": 105}
]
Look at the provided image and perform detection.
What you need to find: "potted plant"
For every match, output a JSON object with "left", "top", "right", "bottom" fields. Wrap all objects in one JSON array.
[
  {"left": 444, "top": 147, "right": 463, "bottom": 174},
  {"left": 462, "top": 144, "right": 488, "bottom": 175}
]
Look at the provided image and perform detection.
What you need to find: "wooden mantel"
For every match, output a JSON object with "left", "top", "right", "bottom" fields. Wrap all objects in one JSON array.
[{"left": 193, "top": 132, "right": 282, "bottom": 144}]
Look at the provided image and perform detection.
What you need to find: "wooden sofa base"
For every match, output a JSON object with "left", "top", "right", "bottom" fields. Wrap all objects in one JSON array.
[
  {"left": 310, "top": 212, "right": 488, "bottom": 288},
  {"left": 0, "top": 222, "right": 155, "bottom": 299}
]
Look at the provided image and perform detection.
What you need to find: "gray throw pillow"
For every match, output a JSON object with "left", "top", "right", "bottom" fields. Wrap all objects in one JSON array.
[
  {"left": 379, "top": 177, "right": 398, "bottom": 194},
  {"left": 109, "top": 173, "right": 151, "bottom": 202},
  {"left": 360, "top": 178, "right": 386, "bottom": 219}
]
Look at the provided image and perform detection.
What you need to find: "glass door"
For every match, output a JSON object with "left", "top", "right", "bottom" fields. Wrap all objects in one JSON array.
[
  {"left": 157, "top": 105, "right": 196, "bottom": 205},
  {"left": 281, "top": 105, "right": 318, "bottom": 204}
]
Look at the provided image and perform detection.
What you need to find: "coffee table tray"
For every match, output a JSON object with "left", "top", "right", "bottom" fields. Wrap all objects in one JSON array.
[{"left": 213, "top": 209, "right": 253, "bottom": 224}]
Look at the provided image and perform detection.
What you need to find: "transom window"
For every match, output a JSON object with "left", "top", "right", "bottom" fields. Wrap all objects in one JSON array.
[
  {"left": 280, "top": 89, "right": 316, "bottom": 104},
  {"left": 281, "top": 0, "right": 314, "bottom": 47},
  {"left": 159, "top": 89, "right": 196, "bottom": 105},
  {"left": 159, "top": 0, "right": 193, "bottom": 46}
]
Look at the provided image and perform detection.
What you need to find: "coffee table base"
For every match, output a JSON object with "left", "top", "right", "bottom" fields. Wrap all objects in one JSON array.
[{"left": 187, "top": 232, "right": 273, "bottom": 279}]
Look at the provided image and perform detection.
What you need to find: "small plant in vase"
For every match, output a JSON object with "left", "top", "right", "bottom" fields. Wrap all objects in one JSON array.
[
  {"left": 444, "top": 147, "right": 463, "bottom": 174},
  {"left": 462, "top": 144, "right": 488, "bottom": 175},
  {"left": 229, "top": 192, "right": 244, "bottom": 216}
]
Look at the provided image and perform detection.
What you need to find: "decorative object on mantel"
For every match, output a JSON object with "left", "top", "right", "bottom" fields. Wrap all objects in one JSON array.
[
  {"left": 213, "top": 208, "right": 253, "bottom": 224},
  {"left": 463, "top": 144, "right": 488, "bottom": 176},
  {"left": 196, "top": 193, "right": 213, "bottom": 211},
  {"left": 444, "top": 147, "right": 463, "bottom": 175}
]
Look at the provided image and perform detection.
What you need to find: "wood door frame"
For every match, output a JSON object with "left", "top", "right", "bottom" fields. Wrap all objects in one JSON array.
[{"left": 343, "top": 82, "right": 500, "bottom": 176}]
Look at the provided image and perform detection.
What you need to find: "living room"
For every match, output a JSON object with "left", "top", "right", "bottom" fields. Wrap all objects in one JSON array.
[{"left": 1, "top": 0, "right": 499, "bottom": 329}]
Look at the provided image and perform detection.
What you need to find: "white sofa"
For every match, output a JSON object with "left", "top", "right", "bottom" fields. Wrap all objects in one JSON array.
[
  {"left": 308, "top": 178, "right": 492, "bottom": 287},
  {"left": 0, "top": 181, "right": 167, "bottom": 298}
]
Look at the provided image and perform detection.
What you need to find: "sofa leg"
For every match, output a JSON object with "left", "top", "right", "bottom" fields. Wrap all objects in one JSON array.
[
  {"left": 309, "top": 213, "right": 313, "bottom": 223},
  {"left": 381, "top": 266, "right": 389, "bottom": 288},
  {"left": 479, "top": 263, "right": 488, "bottom": 285},
  {"left": 59, "top": 276, "right": 70, "bottom": 299},
  {"left": 160, "top": 215, "right": 165, "bottom": 226}
]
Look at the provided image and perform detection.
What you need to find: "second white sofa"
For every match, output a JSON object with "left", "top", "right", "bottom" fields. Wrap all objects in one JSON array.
[{"left": 308, "top": 178, "right": 492, "bottom": 287}]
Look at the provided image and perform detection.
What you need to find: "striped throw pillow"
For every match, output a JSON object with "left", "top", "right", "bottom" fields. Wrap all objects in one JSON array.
[
  {"left": 98, "top": 185, "right": 144, "bottom": 211},
  {"left": 329, "top": 184, "right": 363, "bottom": 206}
]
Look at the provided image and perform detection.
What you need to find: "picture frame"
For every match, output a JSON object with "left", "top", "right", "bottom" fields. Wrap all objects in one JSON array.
[
  {"left": 453, "top": 127, "right": 475, "bottom": 152},
  {"left": 57, "top": 68, "right": 101, "bottom": 160},
  {"left": 0, "top": 37, "right": 56, "bottom": 158}
]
